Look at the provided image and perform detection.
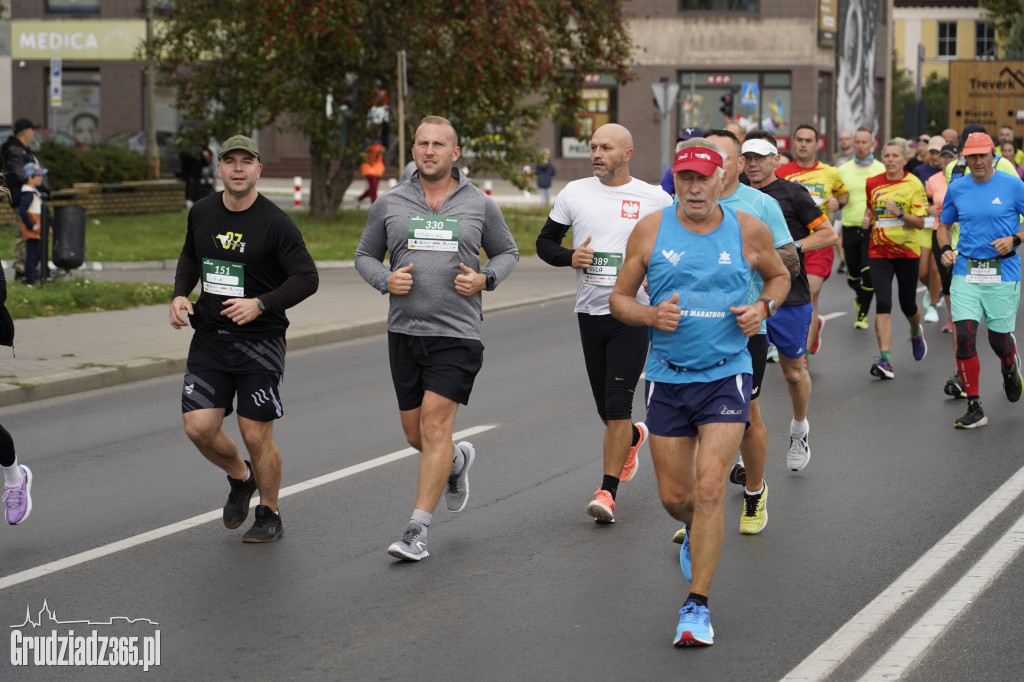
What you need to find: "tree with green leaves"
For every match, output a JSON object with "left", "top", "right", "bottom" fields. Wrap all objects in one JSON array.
[
  {"left": 151, "top": 1, "right": 634, "bottom": 218},
  {"left": 981, "top": 0, "right": 1024, "bottom": 58}
]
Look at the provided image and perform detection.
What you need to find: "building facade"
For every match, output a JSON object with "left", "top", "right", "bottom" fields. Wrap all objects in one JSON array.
[
  {"left": 536, "top": 0, "right": 891, "bottom": 185},
  {"left": 893, "top": 0, "right": 998, "bottom": 84}
]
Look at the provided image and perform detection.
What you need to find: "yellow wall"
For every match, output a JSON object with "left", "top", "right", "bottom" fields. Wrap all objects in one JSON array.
[
  {"left": 921, "top": 19, "right": 937, "bottom": 59},
  {"left": 957, "top": 19, "right": 974, "bottom": 59}
]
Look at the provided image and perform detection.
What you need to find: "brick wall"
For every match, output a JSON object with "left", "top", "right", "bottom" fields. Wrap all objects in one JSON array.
[{"left": 1, "top": 180, "right": 184, "bottom": 226}]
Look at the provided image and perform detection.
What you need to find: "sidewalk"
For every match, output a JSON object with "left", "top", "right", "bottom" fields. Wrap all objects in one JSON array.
[{"left": 0, "top": 257, "right": 576, "bottom": 408}]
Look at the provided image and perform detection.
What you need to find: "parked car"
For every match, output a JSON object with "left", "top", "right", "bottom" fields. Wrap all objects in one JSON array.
[
  {"left": 103, "top": 130, "right": 180, "bottom": 178},
  {"left": 29, "top": 129, "right": 89, "bottom": 151}
]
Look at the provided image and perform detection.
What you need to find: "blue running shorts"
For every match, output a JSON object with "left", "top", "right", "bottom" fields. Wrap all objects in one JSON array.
[
  {"left": 644, "top": 374, "right": 751, "bottom": 438},
  {"left": 766, "top": 302, "right": 813, "bottom": 359}
]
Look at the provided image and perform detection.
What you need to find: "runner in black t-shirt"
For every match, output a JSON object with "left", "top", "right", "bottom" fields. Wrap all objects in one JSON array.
[
  {"left": 742, "top": 130, "right": 837, "bottom": 473},
  {"left": 169, "top": 135, "right": 318, "bottom": 543}
]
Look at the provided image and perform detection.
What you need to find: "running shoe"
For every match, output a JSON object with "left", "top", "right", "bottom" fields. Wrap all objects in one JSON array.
[
  {"left": 910, "top": 332, "right": 927, "bottom": 361},
  {"left": 3, "top": 465, "right": 32, "bottom": 525},
  {"left": 679, "top": 527, "right": 692, "bottom": 581},
  {"left": 941, "top": 318, "right": 954, "bottom": 333},
  {"left": 854, "top": 311, "right": 869, "bottom": 329},
  {"left": 810, "top": 315, "right": 825, "bottom": 354},
  {"left": 672, "top": 527, "right": 687, "bottom": 544},
  {"left": 619, "top": 422, "right": 648, "bottom": 483},
  {"left": 586, "top": 489, "right": 615, "bottom": 523},
  {"left": 387, "top": 521, "right": 429, "bottom": 560},
  {"left": 944, "top": 372, "right": 967, "bottom": 399},
  {"left": 739, "top": 480, "right": 767, "bottom": 535},
  {"left": 922, "top": 290, "right": 931, "bottom": 309},
  {"left": 923, "top": 306, "right": 939, "bottom": 323},
  {"left": 728, "top": 456, "right": 746, "bottom": 486},
  {"left": 444, "top": 441, "right": 476, "bottom": 512},
  {"left": 837, "top": 260, "right": 846, "bottom": 274},
  {"left": 673, "top": 602, "right": 713, "bottom": 646},
  {"left": 766, "top": 344, "right": 779, "bottom": 363},
  {"left": 870, "top": 357, "right": 895, "bottom": 380},
  {"left": 242, "top": 505, "right": 284, "bottom": 543},
  {"left": 955, "top": 400, "right": 988, "bottom": 429},
  {"left": 223, "top": 461, "right": 258, "bottom": 529},
  {"left": 787, "top": 429, "right": 810, "bottom": 471}
]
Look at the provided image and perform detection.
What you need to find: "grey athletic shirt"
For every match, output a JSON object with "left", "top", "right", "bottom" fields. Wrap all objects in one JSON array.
[{"left": 354, "top": 168, "right": 519, "bottom": 340}]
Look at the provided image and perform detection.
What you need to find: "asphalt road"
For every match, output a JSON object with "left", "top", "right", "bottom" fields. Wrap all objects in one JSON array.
[{"left": 1, "top": 280, "right": 1023, "bottom": 681}]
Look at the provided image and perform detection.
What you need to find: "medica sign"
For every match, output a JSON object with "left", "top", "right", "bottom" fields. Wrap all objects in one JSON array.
[{"left": 11, "top": 21, "right": 146, "bottom": 61}]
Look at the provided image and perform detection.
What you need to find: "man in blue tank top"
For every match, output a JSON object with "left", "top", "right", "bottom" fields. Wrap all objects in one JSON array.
[{"left": 609, "top": 140, "right": 790, "bottom": 647}]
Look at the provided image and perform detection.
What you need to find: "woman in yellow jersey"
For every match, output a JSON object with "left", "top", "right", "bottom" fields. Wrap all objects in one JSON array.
[{"left": 861, "top": 138, "right": 929, "bottom": 379}]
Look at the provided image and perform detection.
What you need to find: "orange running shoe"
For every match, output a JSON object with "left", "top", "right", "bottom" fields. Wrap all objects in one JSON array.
[
  {"left": 586, "top": 489, "right": 615, "bottom": 523},
  {"left": 619, "top": 422, "right": 649, "bottom": 483}
]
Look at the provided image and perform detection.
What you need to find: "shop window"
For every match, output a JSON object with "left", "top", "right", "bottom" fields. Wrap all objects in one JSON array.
[{"left": 558, "top": 78, "right": 617, "bottom": 159}]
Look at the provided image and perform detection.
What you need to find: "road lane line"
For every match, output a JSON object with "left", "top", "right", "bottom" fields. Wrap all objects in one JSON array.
[
  {"left": 783, "top": 466, "right": 1024, "bottom": 681},
  {"left": 857, "top": 510, "right": 1024, "bottom": 680},
  {"left": 0, "top": 424, "right": 497, "bottom": 592}
]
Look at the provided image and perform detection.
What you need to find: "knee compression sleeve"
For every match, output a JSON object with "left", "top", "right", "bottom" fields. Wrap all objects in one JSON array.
[
  {"left": 988, "top": 330, "right": 1017, "bottom": 361},
  {"left": 955, "top": 320, "right": 979, "bottom": 359}
]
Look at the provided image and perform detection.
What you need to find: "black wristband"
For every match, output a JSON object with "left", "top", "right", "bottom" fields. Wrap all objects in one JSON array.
[
  {"left": 940, "top": 244, "right": 953, "bottom": 255},
  {"left": 1013, "top": 235, "right": 1022, "bottom": 248}
]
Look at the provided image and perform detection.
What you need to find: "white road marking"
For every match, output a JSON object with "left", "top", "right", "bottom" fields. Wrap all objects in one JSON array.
[
  {"left": 0, "top": 424, "right": 497, "bottom": 592},
  {"left": 783, "top": 465, "right": 1024, "bottom": 681},
  {"left": 821, "top": 311, "right": 847, "bottom": 321},
  {"left": 857, "top": 510, "right": 1024, "bottom": 681}
]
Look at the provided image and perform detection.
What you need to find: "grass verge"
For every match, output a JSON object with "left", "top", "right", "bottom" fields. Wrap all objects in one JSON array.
[{"left": 5, "top": 278, "right": 177, "bottom": 320}]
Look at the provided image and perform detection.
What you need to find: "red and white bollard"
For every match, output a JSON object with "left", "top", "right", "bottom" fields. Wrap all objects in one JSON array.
[
  {"left": 293, "top": 176, "right": 302, "bottom": 208},
  {"left": 484, "top": 180, "right": 493, "bottom": 195}
]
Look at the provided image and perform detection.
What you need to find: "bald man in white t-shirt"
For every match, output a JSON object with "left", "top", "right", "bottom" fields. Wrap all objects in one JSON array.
[{"left": 536, "top": 123, "right": 672, "bottom": 524}]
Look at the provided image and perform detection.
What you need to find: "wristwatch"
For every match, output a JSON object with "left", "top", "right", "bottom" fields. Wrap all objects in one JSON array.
[
  {"left": 1013, "top": 235, "right": 1022, "bottom": 248},
  {"left": 793, "top": 240, "right": 802, "bottom": 251},
  {"left": 758, "top": 297, "right": 776, "bottom": 318},
  {"left": 481, "top": 270, "right": 496, "bottom": 291},
  {"left": 256, "top": 297, "right": 266, "bottom": 312}
]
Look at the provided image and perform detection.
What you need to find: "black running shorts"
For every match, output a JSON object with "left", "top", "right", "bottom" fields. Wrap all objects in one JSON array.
[
  {"left": 182, "top": 332, "right": 286, "bottom": 422},
  {"left": 388, "top": 332, "right": 484, "bottom": 411},
  {"left": 577, "top": 313, "right": 648, "bottom": 421}
]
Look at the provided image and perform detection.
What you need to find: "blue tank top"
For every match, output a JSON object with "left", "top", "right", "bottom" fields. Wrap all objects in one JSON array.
[{"left": 645, "top": 205, "right": 753, "bottom": 384}]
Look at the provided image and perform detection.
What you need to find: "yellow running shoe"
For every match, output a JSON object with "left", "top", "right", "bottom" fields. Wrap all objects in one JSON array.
[{"left": 739, "top": 481, "right": 768, "bottom": 535}]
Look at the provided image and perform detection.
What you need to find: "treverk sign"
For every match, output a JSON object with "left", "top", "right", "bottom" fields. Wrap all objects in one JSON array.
[
  {"left": 12, "top": 21, "right": 146, "bottom": 61},
  {"left": 950, "top": 61, "right": 1024, "bottom": 132}
]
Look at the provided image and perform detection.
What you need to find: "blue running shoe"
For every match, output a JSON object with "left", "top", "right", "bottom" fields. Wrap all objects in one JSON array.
[
  {"left": 910, "top": 331, "right": 927, "bottom": 361},
  {"left": 679, "top": 527, "right": 692, "bottom": 581},
  {"left": 673, "top": 602, "right": 714, "bottom": 646}
]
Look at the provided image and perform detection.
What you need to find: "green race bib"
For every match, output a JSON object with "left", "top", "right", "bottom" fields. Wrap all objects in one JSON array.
[
  {"left": 408, "top": 214, "right": 459, "bottom": 252},
  {"left": 202, "top": 258, "right": 245, "bottom": 297},
  {"left": 584, "top": 251, "right": 623, "bottom": 286},
  {"left": 966, "top": 258, "right": 1002, "bottom": 283}
]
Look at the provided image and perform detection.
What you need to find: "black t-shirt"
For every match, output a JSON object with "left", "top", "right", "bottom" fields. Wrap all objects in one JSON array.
[
  {"left": 181, "top": 192, "right": 312, "bottom": 339},
  {"left": 756, "top": 176, "right": 827, "bottom": 306}
]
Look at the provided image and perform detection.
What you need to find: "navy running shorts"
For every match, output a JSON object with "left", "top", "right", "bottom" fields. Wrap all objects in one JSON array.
[
  {"left": 388, "top": 332, "right": 484, "bottom": 411},
  {"left": 182, "top": 332, "right": 286, "bottom": 422},
  {"left": 766, "top": 302, "right": 813, "bottom": 359},
  {"left": 644, "top": 373, "right": 751, "bottom": 438}
]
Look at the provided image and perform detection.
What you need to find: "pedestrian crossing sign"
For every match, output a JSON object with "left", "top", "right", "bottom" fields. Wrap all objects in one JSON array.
[{"left": 741, "top": 82, "right": 758, "bottom": 108}]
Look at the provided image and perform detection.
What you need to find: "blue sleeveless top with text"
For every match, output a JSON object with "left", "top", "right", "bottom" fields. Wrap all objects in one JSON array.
[{"left": 645, "top": 204, "right": 753, "bottom": 384}]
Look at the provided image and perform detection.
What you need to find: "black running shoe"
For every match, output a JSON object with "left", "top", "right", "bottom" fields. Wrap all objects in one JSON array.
[
  {"left": 955, "top": 400, "right": 988, "bottom": 429},
  {"left": 1002, "top": 355, "right": 1023, "bottom": 403},
  {"left": 243, "top": 505, "right": 283, "bottom": 543},
  {"left": 943, "top": 373, "right": 966, "bottom": 399},
  {"left": 223, "top": 461, "right": 258, "bottom": 529}
]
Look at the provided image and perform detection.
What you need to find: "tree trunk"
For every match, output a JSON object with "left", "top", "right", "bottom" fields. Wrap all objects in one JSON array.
[{"left": 309, "top": 151, "right": 355, "bottom": 218}]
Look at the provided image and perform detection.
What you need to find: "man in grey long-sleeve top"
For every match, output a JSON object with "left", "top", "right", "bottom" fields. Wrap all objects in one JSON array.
[{"left": 355, "top": 115, "right": 518, "bottom": 561}]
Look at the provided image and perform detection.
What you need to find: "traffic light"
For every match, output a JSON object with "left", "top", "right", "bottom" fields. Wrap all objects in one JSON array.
[{"left": 719, "top": 93, "right": 733, "bottom": 118}]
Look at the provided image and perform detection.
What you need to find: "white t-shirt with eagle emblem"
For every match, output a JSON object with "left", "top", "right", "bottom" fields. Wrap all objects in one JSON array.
[{"left": 549, "top": 176, "right": 672, "bottom": 315}]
